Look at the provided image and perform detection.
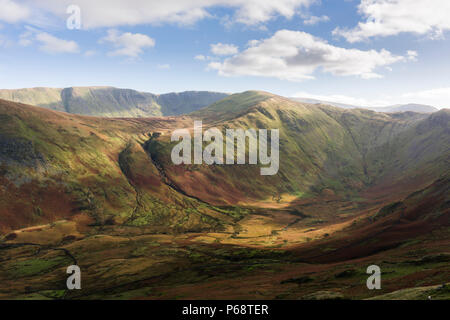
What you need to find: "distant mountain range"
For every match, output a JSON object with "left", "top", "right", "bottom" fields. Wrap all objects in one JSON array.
[
  {"left": 291, "top": 97, "right": 439, "bottom": 113},
  {"left": 0, "top": 87, "right": 440, "bottom": 119},
  {"left": 369, "top": 103, "right": 439, "bottom": 113},
  {"left": 0, "top": 87, "right": 228, "bottom": 118}
]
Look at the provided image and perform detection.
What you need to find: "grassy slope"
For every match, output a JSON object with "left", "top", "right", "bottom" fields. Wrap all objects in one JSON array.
[{"left": 0, "top": 88, "right": 64, "bottom": 111}]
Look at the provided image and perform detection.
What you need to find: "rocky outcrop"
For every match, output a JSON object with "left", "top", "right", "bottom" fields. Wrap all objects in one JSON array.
[{"left": 0, "top": 134, "right": 46, "bottom": 169}]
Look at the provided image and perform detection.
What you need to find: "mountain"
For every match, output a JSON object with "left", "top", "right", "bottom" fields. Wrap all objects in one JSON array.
[
  {"left": 1, "top": 91, "right": 446, "bottom": 231},
  {"left": 0, "top": 87, "right": 228, "bottom": 118},
  {"left": 0, "top": 92, "right": 448, "bottom": 300},
  {"left": 291, "top": 97, "right": 362, "bottom": 109},
  {"left": 292, "top": 97, "right": 439, "bottom": 113},
  {"left": 370, "top": 104, "right": 439, "bottom": 113},
  {"left": 184, "top": 92, "right": 445, "bottom": 203}
]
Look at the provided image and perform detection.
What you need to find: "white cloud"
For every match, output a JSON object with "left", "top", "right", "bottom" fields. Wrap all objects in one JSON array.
[
  {"left": 209, "top": 30, "right": 409, "bottom": 81},
  {"left": 36, "top": 32, "right": 79, "bottom": 54},
  {"left": 247, "top": 39, "right": 260, "bottom": 47},
  {"left": 210, "top": 43, "right": 239, "bottom": 56},
  {"left": 293, "top": 87, "right": 450, "bottom": 109},
  {"left": 194, "top": 54, "right": 206, "bottom": 61},
  {"left": 84, "top": 50, "right": 97, "bottom": 57},
  {"left": 100, "top": 29, "right": 155, "bottom": 58},
  {"left": 17, "top": 26, "right": 79, "bottom": 53},
  {"left": 0, "top": 0, "right": 30, "bottom": 23},
  {"left": 303, "top": 15, "right": 329, "bottom": 26},
  {"left": 25, "top": 0, "right": 314, "bottom": 28},
  {"left": 157, "top": 63, "right": 171, "bottom": 69},
  {"left": 407, "top": 50, "right": 418, "bottom": 62},
  {"left": 334, "top": 0, "right": 450, "bottom": 42},
  {"left": 400, "top": 87, "right": 450, "bottom": 108},
  {"left": 195, "top": 54, "right": 217, "bottom": 61},
  {"left": 292, "top": 92, "right": 392, "bottom": 107},
  {"left": 18, "top": 30, "right": 33, "bottom": 46}
]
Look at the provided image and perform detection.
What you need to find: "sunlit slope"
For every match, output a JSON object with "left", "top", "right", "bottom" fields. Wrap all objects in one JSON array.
[
  {"left": 191, "top": 90, "right": 275, "bottom": 122},
  {"left": 153, "top": 91, "right": 441, "bottom": 204},
  {"left": 0, "top": 87, "right": 64, "bottom": 111}
]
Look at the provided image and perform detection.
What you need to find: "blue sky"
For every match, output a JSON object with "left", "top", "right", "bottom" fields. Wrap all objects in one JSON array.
[{"left": 1, "top": 0, "right": 450, "bottom": 108}]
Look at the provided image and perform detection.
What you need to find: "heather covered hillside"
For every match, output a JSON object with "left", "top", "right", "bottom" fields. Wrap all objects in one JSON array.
[{"left": 0, "top": 98, "right": 232, "bottom": 233}]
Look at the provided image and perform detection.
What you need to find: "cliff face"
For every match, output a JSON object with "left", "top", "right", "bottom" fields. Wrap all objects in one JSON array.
[{"left": 60, "top": 87, "right": 161, "bottom": 117}]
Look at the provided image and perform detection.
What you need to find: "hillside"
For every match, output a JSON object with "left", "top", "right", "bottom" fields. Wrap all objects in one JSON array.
[
  {"left": 0, "top": 87, "right": 228, "bottom": 118},
  {"left": 0, "top": 92, "right": 448, "bottom": 300},
  {"left": 175, "top": 92, "right": 443, "bottom": 203},
  {"left": 0, "top": 98, "right": 236, "bottom": 233},
  {"left": 1, "top": 93, "right": 446, "bottom": 230}
]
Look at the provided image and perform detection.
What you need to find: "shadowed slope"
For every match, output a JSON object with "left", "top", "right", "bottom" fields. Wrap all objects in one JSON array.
[{"left": 291, "top": 176, "right": 450, "bottom": 263}]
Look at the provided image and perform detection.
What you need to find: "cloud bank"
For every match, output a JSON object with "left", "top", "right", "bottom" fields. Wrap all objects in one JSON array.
[
  {"left": 0, "top": 0, "right": 30, "bottom": 23},
  {"left": 209, "top": 30, "right": 410, "bottom": 81},
  {"left": 22, "top": 0, "right": 315, "bottom": 28},
  {"left": 334, "top": 0, "right": 450, "bottom": 42}
]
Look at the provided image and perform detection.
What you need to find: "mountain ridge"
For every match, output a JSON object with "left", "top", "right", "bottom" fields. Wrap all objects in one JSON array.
[
  {"left": 0, "top": 93, "right": 447, "bottom": 235},
  {"left": 292, "top": 97, "right": 440, "bottom": 113},
  {"left": 0, "top": 86, "right": 229, "bottom": 118}
]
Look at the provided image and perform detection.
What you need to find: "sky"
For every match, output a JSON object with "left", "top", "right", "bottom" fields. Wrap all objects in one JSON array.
[{"left": 0, "top": 0, "right": 450, "bottom": 109}]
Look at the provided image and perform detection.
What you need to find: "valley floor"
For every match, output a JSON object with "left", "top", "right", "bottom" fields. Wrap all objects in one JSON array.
[{"left": 1, "top": 191, "right": 449, "bottom": 300}]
